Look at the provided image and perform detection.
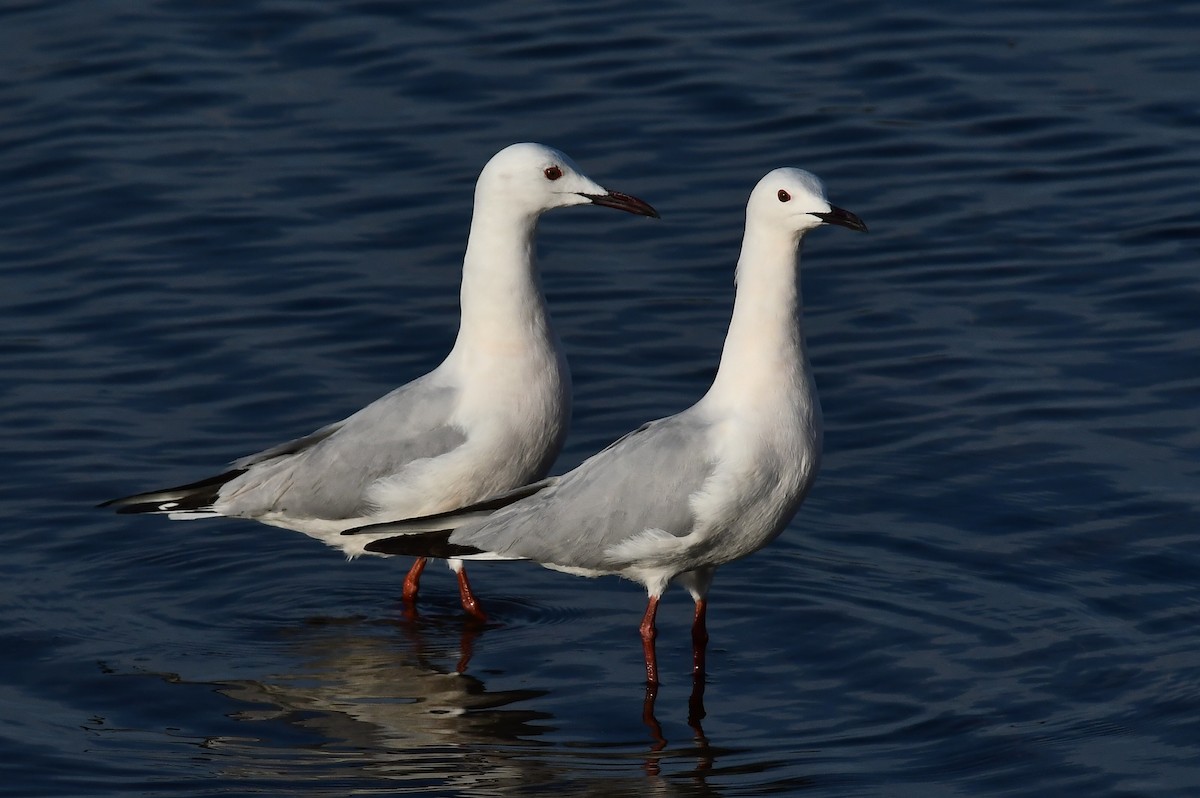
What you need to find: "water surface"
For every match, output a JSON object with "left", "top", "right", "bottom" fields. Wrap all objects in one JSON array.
[{"left": 2, "top": 0, "right": 1198, "bottom": 795}]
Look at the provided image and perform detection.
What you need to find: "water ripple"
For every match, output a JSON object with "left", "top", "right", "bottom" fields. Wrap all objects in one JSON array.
[{"left": 2, "top": 0, "right": 1200, "bottom": 795}]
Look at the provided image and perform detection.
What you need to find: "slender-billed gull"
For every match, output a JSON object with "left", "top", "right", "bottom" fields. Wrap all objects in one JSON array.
[
  {"left": 342, "top": 167, "right": 866, "bottom": 683},
  {"left": 101, "top": 143, "right": 659, "bottom": 620}
]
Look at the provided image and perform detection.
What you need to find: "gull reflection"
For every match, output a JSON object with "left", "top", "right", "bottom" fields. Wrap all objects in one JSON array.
[
  {"left": 642, "top": 657, "right": 713, "bottom": 777},
  {"left": 206, "top": 612, "right": 722, "bottom": 794},
  {"left": 218, "top": 614, "right": 545, "bottom": 751}
]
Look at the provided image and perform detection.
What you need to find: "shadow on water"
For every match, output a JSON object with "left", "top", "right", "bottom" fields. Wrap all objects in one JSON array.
[{"left": 127, "top": 610, "right": 727, "bottom": 794}]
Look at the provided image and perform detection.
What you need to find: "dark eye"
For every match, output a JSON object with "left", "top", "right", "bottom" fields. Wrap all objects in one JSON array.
[
  {"left": 544, "top": 166, "right": 563, "bottom": 181},
  {"left": 778, "top": 189, "right": 791, "bottom": 202}
]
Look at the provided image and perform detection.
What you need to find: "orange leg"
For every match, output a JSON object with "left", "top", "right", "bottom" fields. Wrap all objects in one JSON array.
[
  {"left": 640, "top": 595, "right": 661, "bottom": 686},
  {"left": 402, "top": 557, "right": 427, "bottom": 603},
  {"left": 457, "top": 567, "right": 487, "bottom": 623}
]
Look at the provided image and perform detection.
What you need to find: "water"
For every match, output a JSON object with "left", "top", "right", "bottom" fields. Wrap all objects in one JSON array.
[{"left": 2, "top": 0, "right": 1198, "bottom": 794}]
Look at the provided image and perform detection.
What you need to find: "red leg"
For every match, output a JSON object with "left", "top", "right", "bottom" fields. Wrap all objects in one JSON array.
[
  {"left": 457, "top": 567, "right": 488, "bottom": 623},
  {"left": 640, "top": 595, "right": 661, "bottom": 686},
  {"left": 688, "top": 598, "right": 709, "bottom": 732},
  {"left": 642, "top": 681, "right": 666, "bottom": 762},
  {"left": 402, "top": 557, "right": 427, "bottom": 603},
  {"left": 691, "top": 598, "right": 708, "bottom": 679}
]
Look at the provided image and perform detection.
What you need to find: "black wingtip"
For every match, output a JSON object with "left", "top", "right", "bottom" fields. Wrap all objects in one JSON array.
[
  {"left": 98, "top": 469, "right": 245, "bottom": 513},
  {"left": 107, "top": 502, "right": 157, "bottom": 514},
  {"left": 363, "top": 529, "right": 485, "bottom": 559}
]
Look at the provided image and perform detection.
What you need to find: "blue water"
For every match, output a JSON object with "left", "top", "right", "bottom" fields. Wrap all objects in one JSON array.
[{"left": 2, "top": 0, "right": 1198, "bottom": 795}]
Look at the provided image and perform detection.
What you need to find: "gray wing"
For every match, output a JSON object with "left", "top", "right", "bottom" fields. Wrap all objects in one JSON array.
[
  {"left": 451, "top": 411, "right": 716, "bottom": 570},
  {"left": 342, "top": 477, "right": 560, "bottom": 536},
  {"left": 231, "top": 419, "right": 346, "bottom": 470},
  {"left": 218, "top": 375, "right": 466, "bottom": 520}
]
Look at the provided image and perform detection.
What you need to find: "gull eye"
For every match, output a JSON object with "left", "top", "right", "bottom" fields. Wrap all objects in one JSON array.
[
  {"left": 777, "top": 189, "right": 791, "bottom": 202},
  {"left": 544, "top": 166, "right": 563, "bottom": 181}
]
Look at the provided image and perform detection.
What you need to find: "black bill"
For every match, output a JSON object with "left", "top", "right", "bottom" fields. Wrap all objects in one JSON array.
[
  {"left": 811, "top": 205, "right": 868, "bottom": 233},
  {"left": 580, "top": 190, "right": 660, "bottom": 218}
]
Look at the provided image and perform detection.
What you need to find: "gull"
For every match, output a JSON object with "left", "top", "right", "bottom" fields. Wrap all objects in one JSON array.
[
  {"left": 342, "top": 167, "right": 866, "bottom": 684},
  {"left": 100, "top": 143, "right": 659, "bottom": 620}
]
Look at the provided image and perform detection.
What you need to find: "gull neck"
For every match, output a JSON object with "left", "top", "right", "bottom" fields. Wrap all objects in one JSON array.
[{"left": 705, "top": 218, "right": 811, "bottom": 410}]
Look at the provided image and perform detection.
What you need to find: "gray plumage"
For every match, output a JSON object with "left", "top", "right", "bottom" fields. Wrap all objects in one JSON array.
[
  {"left": 219, "top": 380, "right": 467, "bottom": 521},
  {"left": 454, "top": 415, "right": 718, "bottom": 570},
  {"left": 343, "top": 167, "right": 867, "bottom": 683},
  {"left": 101, "top": 143, "right": 659, "bottom": 596}
]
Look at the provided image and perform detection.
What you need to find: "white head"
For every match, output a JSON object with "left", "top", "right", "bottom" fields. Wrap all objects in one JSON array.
[
  {"left": 746, "top": 167, "right": 867, "bottom": 238},
  {"left": 475, "top": 143, "right": 659, "bottom": 219}
]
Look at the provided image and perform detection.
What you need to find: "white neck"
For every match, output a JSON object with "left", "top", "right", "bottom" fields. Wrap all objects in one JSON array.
[
  {"left": 448, "top": 197, "right": 553, "bottom": 362},
  {"left": 704, "top": 218, "right": 811, "bottom": 410}
]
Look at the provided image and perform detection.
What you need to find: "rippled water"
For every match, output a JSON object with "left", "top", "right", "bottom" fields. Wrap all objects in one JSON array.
[{"left": 2, "top": 0, "right": 1198, "bottom": 795}]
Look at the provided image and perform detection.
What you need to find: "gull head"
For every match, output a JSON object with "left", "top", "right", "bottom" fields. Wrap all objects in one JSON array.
[
  {"left": 748, "top": 168, "right": 867, "bottom": 236},
  {"left": 477, "top": 143, "right": 659, "bottom": 219}
]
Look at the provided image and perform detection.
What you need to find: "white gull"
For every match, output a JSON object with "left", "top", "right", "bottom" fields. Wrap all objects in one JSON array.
[
  {"left": 101, "top": 142, "right": 659, "bottom": 620},
  {"left": 343, "top": 167, "right": 866, "bottom": 682}
]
